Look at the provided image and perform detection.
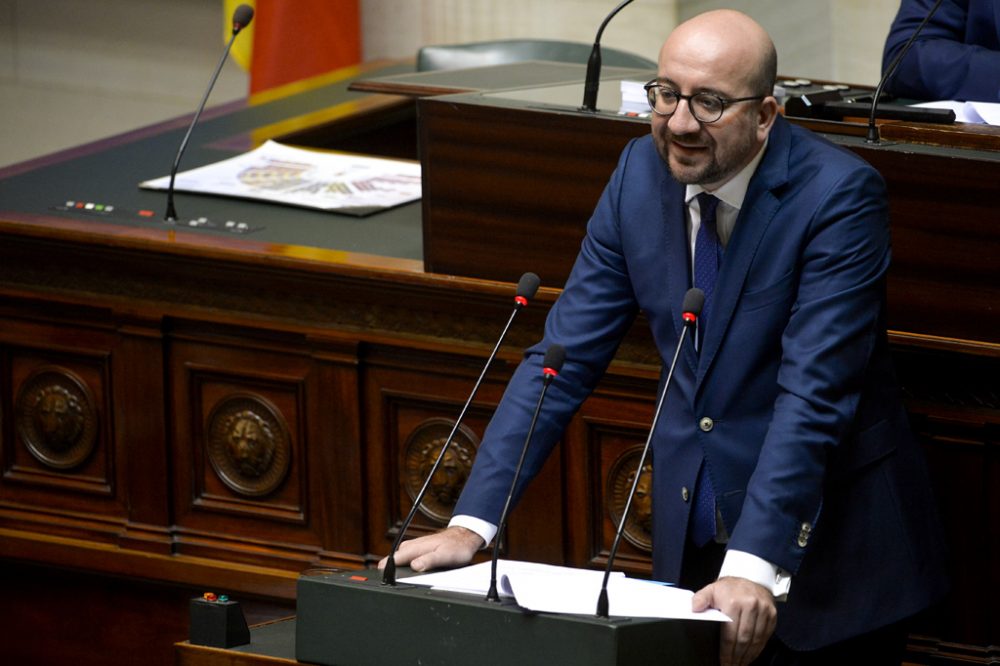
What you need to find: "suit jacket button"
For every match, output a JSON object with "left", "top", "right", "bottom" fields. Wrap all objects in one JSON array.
[
  {"left": 699, "top": 417, "right": 714, "bottom": 432},
  {"left": 681, "top": 487, "right": 690, "bottom": 502},
  {"left": 797, "top": 522, "right": 812, "bottom": 548}
]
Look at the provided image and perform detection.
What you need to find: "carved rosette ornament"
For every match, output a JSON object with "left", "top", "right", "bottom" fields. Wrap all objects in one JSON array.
[
  {"left": 607, "top": 446, "right": 654, "bottom": 553},
  {"left": 402, "top": 418, "right": 478, "bottom": 524},
  {"left": 16, "top": 367, "right": 98, "bottom": 470},
  {"left": 206, "top": 394, "right": 291, "bottom": 497}
]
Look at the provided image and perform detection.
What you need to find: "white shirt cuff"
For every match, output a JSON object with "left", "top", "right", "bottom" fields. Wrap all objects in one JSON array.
[
  {"left": 449, "top": 514, "right": 497, "bottom": 548},
  {"left": 718, "top": 549, "right": 791, "bottom": 601}
]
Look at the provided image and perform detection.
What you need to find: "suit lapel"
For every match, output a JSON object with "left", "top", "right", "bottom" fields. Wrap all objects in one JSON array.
[{"left": 695, "top": 116, "right": 792, "bottom": 388}]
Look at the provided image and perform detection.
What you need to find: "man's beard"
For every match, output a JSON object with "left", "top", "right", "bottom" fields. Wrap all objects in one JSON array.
[{"left": 655, "top": 126, "right": 756, "bottom": 187}]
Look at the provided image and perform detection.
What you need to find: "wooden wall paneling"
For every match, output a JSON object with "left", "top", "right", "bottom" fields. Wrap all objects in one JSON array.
[
  {"left": 308, "top": 334, "right": 367, "bottom": 570},
  {"left": 1, "top": 561, "right": 193, "bottom": 666},
  {"left": 0, "top": 303, "right": 131, "bottom": 544},
  {"left": 906, "top": 412, "right": 999, "bottom": 665},
  {"left": 361, "top": 340, "right": 570, "bottom": 566},
  {"left": 498, "top": 429, "right": 565, "bottom": 567},
  {"left": 362, "top": 344, "right": 517, "bottom": 562},
  {"left": 561, "top": 371, "right": 659, "bottom": 574},
  {"left": 0, "top": 560, "right": 294, "bottom": 666},
  {"left": 860, "top": 148, "right": 1000, "bottom": 344},
  {"left": 419, "top": 97, "right": 647, "bottom": 285},
  {"left": 893, "top": 343, "right": 1000, "bottom": 658},
  {"left": 166, "top": 320, "right": 356, "bottom": 571},
  {"left": 576, "top": 419, "right": 655, "bottom": 574},
  {"left": 112, "top": 307, "right": 172, "bottom": 554},
  {"left": 286, "top": 95, "right": 420, "bottom": 161}
]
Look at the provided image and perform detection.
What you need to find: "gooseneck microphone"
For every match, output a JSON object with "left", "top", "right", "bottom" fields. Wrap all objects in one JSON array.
[
  {"left": 866, "top": 0, "right": 944, "bottom": 144},
  {"left": 486, "top": 343, "right": 566, "bottom": 602},
  {"left": 580, "top": 0, "right": 638, "bottom": 113},
  {"left": 596, "top": 288, "right": 703, "bottom": 618},
  {"left": 382, "top": 272, "right": 542, "bottom": 586},
  {"left": 164, "top": 4, "right": 254, "bottom": 222}
]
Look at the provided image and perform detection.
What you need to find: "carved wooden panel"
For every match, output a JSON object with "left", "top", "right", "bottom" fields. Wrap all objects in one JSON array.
[
  {"left": 362, "top": 344, "right": 566, "bottom": 565},
  {"left": 561, "top": 380, "right": 658, "bottom": 574},
  {"left": 605, "top": 443, "right": 655, "bottom": 554},
  {"left": 399, "top": 416, "right": 480, "bottom": 526},
  {"left": 0, "top": 316, "right": 125, "bottom": 528},
  {"left": 167, "top": 325, "right": 360, "bottom": 570},
  {"left": 894, "top": 345, "right": 1000, "bottom": 655},
  {"left": 363, "top": 348, "right": 503, "bottom": 548},
  {"left": 0, "top": 250, "right": 994, "bottom": 665},
  {"left": 14, "top": 365, "right": 102, "bottom": 475}
]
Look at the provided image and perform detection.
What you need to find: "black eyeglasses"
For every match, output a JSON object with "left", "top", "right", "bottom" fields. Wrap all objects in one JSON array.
[{"left": 643, "top": 80, "right": 765, "bottom": 123}]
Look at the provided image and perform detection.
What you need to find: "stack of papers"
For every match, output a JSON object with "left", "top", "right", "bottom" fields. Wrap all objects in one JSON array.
[
  {"left": 399, "top": 560, "right": 730, "bottom": 622},
  {"left": 619, "top": 80, "right": 652, "bottom": 117},
  {"left": 912, "top": 100, "right": 1000, "bottom": 125},
  {"left": 140, "top": 140, "right": 422, "bottom": 216}
]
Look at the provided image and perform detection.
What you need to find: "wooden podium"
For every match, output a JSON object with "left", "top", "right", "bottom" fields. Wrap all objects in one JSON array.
[{"left": 295, "top": 569, "right": 717, "bottom": 666}]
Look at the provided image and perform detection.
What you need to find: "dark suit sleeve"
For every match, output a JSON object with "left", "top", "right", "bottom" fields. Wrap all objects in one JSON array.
[
  {"left": 882, "top": 0, "right": 1000, "bottom": 102},
  {"left": 728, "top": 161, "right": 891, "bottom": 574},
  {"left": 451, "top": 140, "right": 643, "bottom": 525}
]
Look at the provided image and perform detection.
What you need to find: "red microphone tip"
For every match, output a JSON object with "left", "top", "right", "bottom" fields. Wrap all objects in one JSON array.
[{"left": 515, "top": 295, "right": 529, "bottom": 307}]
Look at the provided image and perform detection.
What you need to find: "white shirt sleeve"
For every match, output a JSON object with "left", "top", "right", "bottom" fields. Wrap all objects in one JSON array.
[
  {"left": 718, "top": 549, "right": 791, "bottom": 601},
  {"left": 449, "top": 517, "right": 791, "bottom": 599},
  {"left": 448, "top": 515, "right": 497, "bottom": 548}
]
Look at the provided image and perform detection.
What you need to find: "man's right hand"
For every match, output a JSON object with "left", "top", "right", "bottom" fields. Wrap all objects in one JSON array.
[{"left": 377, "top": 525, "right": 484, "bottom": 573}]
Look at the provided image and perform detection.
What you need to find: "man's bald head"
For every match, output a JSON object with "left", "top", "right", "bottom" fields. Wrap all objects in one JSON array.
[{"left": 661, "top": 10, "right": 777, "bottom": 98}]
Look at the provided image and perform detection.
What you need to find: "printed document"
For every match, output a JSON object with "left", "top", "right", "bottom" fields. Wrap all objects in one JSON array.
[{"left": 140, "top": 140, "right": 421, "bottom": 216}]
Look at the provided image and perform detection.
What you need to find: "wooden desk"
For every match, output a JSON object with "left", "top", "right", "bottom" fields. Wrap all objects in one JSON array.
[{"left": 176, "top": 618, "right": 298, "bottom": 665}]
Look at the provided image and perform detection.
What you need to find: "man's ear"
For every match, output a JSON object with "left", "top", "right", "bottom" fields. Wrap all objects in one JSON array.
[{"left": 757, "top": 96, "right": 780, "bottom": 141}]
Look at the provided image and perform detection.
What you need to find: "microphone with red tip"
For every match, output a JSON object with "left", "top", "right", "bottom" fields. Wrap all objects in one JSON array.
[
  {"left": 164, "top": 3, "right": 254, "bottom": 222},
  {"left": 486, "top": 343, "right": 566, "bottom": 602},
  {"left": 382, "top": 272, "right": 542, "bottom": 586},
  {"left": 596, "top": 288, "right": 703, "bottom": 618},
  {"left": 231, "top": 4, "right": 254, "bottom": 31}
]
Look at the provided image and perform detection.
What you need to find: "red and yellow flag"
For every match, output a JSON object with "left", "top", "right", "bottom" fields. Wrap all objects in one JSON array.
[{"left": 224, "top": 0, "right": 361, "bottom": 94}]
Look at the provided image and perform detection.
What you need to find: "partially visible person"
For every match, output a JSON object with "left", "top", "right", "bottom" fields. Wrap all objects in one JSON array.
[{"left": 883, "top": 0, "right": 1000, "bottom": 102}]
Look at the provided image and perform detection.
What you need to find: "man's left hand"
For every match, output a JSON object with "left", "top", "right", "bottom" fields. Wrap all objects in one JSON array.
[{"left": 692, "top": 576, "right": 777, "bottom": 666}]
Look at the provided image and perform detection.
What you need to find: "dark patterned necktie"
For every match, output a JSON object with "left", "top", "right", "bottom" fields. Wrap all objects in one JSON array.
[
  {"left": 691, "top": 192, "right": 720, "bottom": 546},
  {"left": 693, "top": 192, "right": 721, "bottom": 352}
]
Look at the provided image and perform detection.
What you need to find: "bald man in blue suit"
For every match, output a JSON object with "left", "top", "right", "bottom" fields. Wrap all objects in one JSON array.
[
  {"left": 384, "top": 10, "right": 948, "bottom": 665},
  {"left": 883, "top": 0, "right": 1000, "bottom": 102}
]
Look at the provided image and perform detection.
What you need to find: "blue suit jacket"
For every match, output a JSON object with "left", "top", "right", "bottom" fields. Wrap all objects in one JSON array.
[
  {"left": 454, "top": 115, "right": 948, "bottom": 649},
  {"left": 883, "top": 0, "right": 1000, "bottom": 102}
]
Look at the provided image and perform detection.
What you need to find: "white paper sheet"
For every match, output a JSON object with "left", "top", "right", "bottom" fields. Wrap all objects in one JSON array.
[
  {"left": 140, "top": 140, "right": 421, "bottom": 215},
  {"left": 399, "top": 560, "right": 730, "bottom": 623},
  {"left": 912, "top": 100, "right": 1000, "bottom": 125}
]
